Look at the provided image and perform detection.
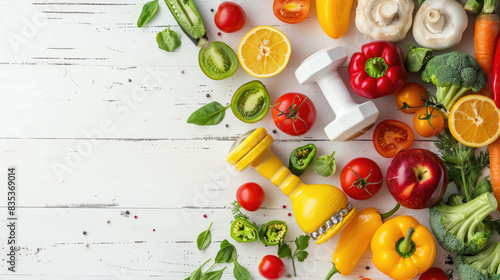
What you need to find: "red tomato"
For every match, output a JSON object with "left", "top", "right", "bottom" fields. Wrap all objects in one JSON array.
[
  {"left": 419, "top": 267, "right": 448, "bottom": 280},
  {"left": 395, "top": 82, "right": 429, "bottom": 114},
  {"left": 273, "top": 0, "right": 310, "bottom": 24},
  {"left": 259, "top": 255, "right": 285, "bottom": 280},
  {"left": 413, "top": 107, "right": 445, "bottom": 137},
  {"left": 214, "top": 2, "right": 246, "bottom": 33},
  {"left": 373, "top": 120, "right": 414, "bottom": 158},
  {"left": 272, "top": 93, "right": 316, "bottom": 136},
  {"left": 340, "top": 158, "right": 383, "bottom": 200},
  {"left": 236, "top": 183, "right": 265, "bottom": 212}
]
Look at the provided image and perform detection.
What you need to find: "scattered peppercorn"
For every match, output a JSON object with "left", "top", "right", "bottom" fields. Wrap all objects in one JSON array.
[
  {"left": 272, "top": 130, "right": 277, "bottom": 134},
  {"left": 180, "top": 70, "right": 185, "bottom": 74},
  {"left": 217, "top": 32, "right": 222, "bottom": 36},
  {"left": 128, "top": 79, "right": 132, "bottom": 83},
  {"left": 203, "top": 214, "right": 208, "bottom": 218},
  {"left": 85, "top": 243, "right": 89, "bottom": 247},
  {"left": 287, "top": 275, "right": 292, "bottom": 278},
  {"left": 365, "top": 266, "right": 370, "bottom": 270},
  {"left": 106, "top": 220, "right": 110, "bottom": 224},
  {"left": 83, "top": 231, "right": 87, "bottom": 235},
  {"left": 225, "top": 124, "right": 229, "bottom": 128},
  {"left": 153, "top": 229, "right": 156, "bottom": 232},
  {"left": 210, "top": 8, "right": 214, "bottom": 12},
  {"left": 288, "top": 213, "right": 292, "bottom": 216},
  {"left": 206, "top": 93, "right": 210, "bottom": 98},
  {"left": 134, "top": 215, "right": 138, "bottom": 219},
  {"left": 125, "top": 211, "right": 130, "bottom": 215},
  {"left": 282, "top": 205, "right": 287, "bottom": 209}
]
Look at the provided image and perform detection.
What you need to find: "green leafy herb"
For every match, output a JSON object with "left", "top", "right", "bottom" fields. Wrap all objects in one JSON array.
[
  {"left": 200, "top": 267, "right": 226, "bottom": 280},
  {"left": 187, "top": 101, "right": 230, "bottom": 126},
  {"left": 137, "top": 0, "right": 159, "bottom": 28},
  {"left": 233, "top": 261, "right": 251, "bottom": 280},
  {"left": 277, "top": 235, "right": 310, "bottom": 276},
  {"left": 231, "top": 201, "right": 249, "bottom": 220},
  {"left": 406, "top": 43, "right": 433, "bottom": 73},
  {"left": 215, "top": 239, "right": 237, "bottom": 263},
  {"left": 197, "top": 222, "right": 213, "bottom": 251},
  {"left": 188, "top": 258, "right": 211, "bottom": 280},
  {"left": 157, "top": 26, "right": 182, "bottom": 52},
  {"left": 311, "top": 151, "right": 336, "bottom": 177},
  {"left": 435, "top": 128, "right": 489, "bottom": 202}
]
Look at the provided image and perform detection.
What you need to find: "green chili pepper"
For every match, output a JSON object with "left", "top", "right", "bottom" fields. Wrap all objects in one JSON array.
[
  {"left": 289, "top": 144, "right": 317, "bottom": 176},
  {"left": 259, "top": 220, "right": 288, "bottom": 246},
  {"left": 164, "top": 0, "right": 208, "bottom": 48},
  {"left": 230, "top": 218, "right": 259, "bottom": 243}
]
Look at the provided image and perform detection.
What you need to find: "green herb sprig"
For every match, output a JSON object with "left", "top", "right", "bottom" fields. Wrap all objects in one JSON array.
[{"left": 277, "top": 235, "right": 310, "bottom": 276}]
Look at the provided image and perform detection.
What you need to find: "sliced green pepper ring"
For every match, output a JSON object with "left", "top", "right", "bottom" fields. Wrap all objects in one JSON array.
[
  {"left": 289, "top": 144, "right": 317, "bottom": 176},
  {"left": 230, "top": 218, "right": 259, "bottom": 243},
  {"left": 259, "top": 220, "right": 288, "bottom": 246},
  {"left": 231, "top": 80, "right": 270, "bottom": 123}
]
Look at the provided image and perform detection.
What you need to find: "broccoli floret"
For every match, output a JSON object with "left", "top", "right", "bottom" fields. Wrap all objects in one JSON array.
[
  {"left": 429, "top": 192, "right": 497, "bottom": 254},
  {"left": 447, "top": 193, "right": 465, "bottom": 206},
  {"left": 456, "top": 242, "right": 500, "bottom": 280},
  {"left": 473, "top": 177, "right": 494, "bottom": 199},
  {"left": 421, "top": 51, "right": 486, "bottom": 111}
]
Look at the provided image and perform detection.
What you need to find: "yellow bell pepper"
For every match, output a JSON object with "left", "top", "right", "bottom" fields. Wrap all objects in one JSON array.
[
  {"left": 316, "top": 0, "right": 355, "bottom": 39},
  {"left": 325, "top": 205, "right": 400, "bottom": 278},
  {"left": 371, "top": 215, "right": 436, "bottom": 280}
]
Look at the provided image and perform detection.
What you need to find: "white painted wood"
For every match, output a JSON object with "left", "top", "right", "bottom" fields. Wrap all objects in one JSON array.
[{"left": 0, "top": 0, "right": 487, "bottom": 279}]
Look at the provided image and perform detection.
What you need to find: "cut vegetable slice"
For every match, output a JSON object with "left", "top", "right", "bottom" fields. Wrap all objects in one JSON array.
[
  {"left": 231, "top": 80, "right": 270, "bottom": 123},
  {"left": 238, "top": 26, "right": 291, "bottom": 78},
  {"left": 449, "top": 95, "right": 500, "bottom": 147}
]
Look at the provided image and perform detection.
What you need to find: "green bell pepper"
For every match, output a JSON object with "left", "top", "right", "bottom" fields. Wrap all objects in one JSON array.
[
  {"left": 289, "top": 144, "right": 317, "bottom": 176},
  {"left": 230, "top": 218, "right": 259, "bottom": 243},
  {"left": 259, "top": 220, "right": 288, "bottom": 246}
]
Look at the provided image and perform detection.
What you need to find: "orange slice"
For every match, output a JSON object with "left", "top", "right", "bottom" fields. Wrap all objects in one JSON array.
[
  {"left": 449, "top": 95, "right": 500, "bottom": 147},
  {"left": 238, "top": 26, "right": 291, "bottom": 78}
]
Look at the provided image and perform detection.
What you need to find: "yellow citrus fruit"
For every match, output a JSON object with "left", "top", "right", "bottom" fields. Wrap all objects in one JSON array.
[
  {"left": 238, "top": 26, "right": 291, "bottom": 78},
  {"left": 449, "top": 95, "right": 500, "bottom": 147}
]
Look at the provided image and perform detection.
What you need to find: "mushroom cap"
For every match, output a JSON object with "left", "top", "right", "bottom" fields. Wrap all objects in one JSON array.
[
  {"left": 355, "top": 0, "right": 414, "bottom": 43},
  {"left": 412, "top": 0, "right": 468, "bottom": 51}
]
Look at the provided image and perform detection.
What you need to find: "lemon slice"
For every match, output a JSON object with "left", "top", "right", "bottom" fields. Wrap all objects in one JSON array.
[
  {"left": 449, "top": 95, "right": 500, "bottom": 147},
  {"left": 238, "top": 26, "right": 291, "bottom": 78}
]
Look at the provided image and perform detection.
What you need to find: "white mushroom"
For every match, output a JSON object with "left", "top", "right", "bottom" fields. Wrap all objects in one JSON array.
[
  {"left": 355, "top": 0, "right": 414, "bottom": 43},
  {"left": 412, "top": 0, "right": 467, "bottom": 51}
]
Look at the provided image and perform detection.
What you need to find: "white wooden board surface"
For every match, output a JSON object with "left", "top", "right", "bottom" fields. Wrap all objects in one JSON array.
[{"left": 0, "top": 0, "right": 487, "bottom": 279}]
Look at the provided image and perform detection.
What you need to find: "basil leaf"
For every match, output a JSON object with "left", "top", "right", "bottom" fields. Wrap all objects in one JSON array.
[
  {"left": 197, "top": 222, "right": 212, "bottom": 251},
  {"left": 157, "top": 26, "right": 182, "bottom": 52},
  {"left": 277, "top": 242, "right": 292, "bottom": 258},
  {"left": 311, "top": 151, "right": 336, "bottom": 177},
  {"left": 406, "top": 43, "right": 433, "bottom": 73},
  {"left": 295, "top": 250, "right": 309, "bottom": 262},
  {"left": 233, "top": 261, "right": 251, "bottom": 280},
  {"left": 189, "top": 259, "right": 211, "bottom": 280},
  {"left": 137, "top": 0, "right": 159, "bottom": 28},
  {"left": 201, "top": 267, "right": 226, "bottom": 280},
  {"left": 187, "top": 101, "right": 229, "bottom": 126},
  {"left": 295, "top": 235, "right": 310, "bottom": 251}
]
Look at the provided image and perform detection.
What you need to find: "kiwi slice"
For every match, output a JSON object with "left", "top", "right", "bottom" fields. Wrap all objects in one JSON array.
[
  {"left": 231, "top": 80, "right": 270, "bottom": 123},
  {"left": 198, "top": 41, "right": 238, "bottom": 80}
]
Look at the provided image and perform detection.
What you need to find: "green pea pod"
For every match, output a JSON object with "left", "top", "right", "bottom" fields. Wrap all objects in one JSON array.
[
  {"left": 259, "top": 220, "right": 288, "bottom": 246},
  {"left": 164, "top": 0, "right": 208, "bottom": 47},
  {"left": 230, "top": 218, "right": 259, "bottom": 243},
  {"left": 289, "top": 144, "right": 316, "bottom": 176}
]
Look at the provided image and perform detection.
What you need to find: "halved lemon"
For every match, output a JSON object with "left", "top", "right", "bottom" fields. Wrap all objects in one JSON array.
[
  {"left": 449, "top": 95, "right": 500, "bottom": 147},
  {"left": 238, "top": 26, "right": 291, "bottom": 78}
]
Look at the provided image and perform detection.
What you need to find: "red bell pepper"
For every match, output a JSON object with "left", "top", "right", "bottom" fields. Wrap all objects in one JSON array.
[
  {"left": 348, "top": 41, "right": 407, "bottom": 99},
  {"left": 492, "top": 35, "right": 500, "bottom": 109}
]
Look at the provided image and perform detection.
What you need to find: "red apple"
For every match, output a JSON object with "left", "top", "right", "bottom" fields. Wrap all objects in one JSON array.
[{"left": 386, "top": 149, "right": 448, "bottom": 209}]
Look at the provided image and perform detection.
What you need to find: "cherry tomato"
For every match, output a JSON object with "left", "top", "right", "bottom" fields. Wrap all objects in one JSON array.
[
  {"left": 340, "top": 158, "right": 383, "bottom": 200},
  {"left": 273, "top": 0, "right": 310, "bottom": 24},
  {"left": 236, "top": 183, "right": 265, "bottom": 212},
  {"left": 214, "top": 2, "right": 246, "bottom": 33},
  {"left": 373, "top": 120, "right": 414, "bottom": 158},
  {"left": 272, "top": 93, "right": 316, "bottom": 136},
  {"left": 419, "top": 267, "right": 448, "bottom": 280},
  {"left": 395, "top": 82, "right": 429, "bottom": 114},
  {"left": 259, "top": 255, "right": 285, "bottom": 280},
  {"left": 413, "top": 107, "right": 445, "bottom": 137}
]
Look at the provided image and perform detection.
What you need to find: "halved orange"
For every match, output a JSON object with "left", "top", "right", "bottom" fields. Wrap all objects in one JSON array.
[
  {"left": 238, "top": 26, "right": 291, "bottom": 78},
  {"left": 449, "top": 95, "right": 500, "bottom": 147}
]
